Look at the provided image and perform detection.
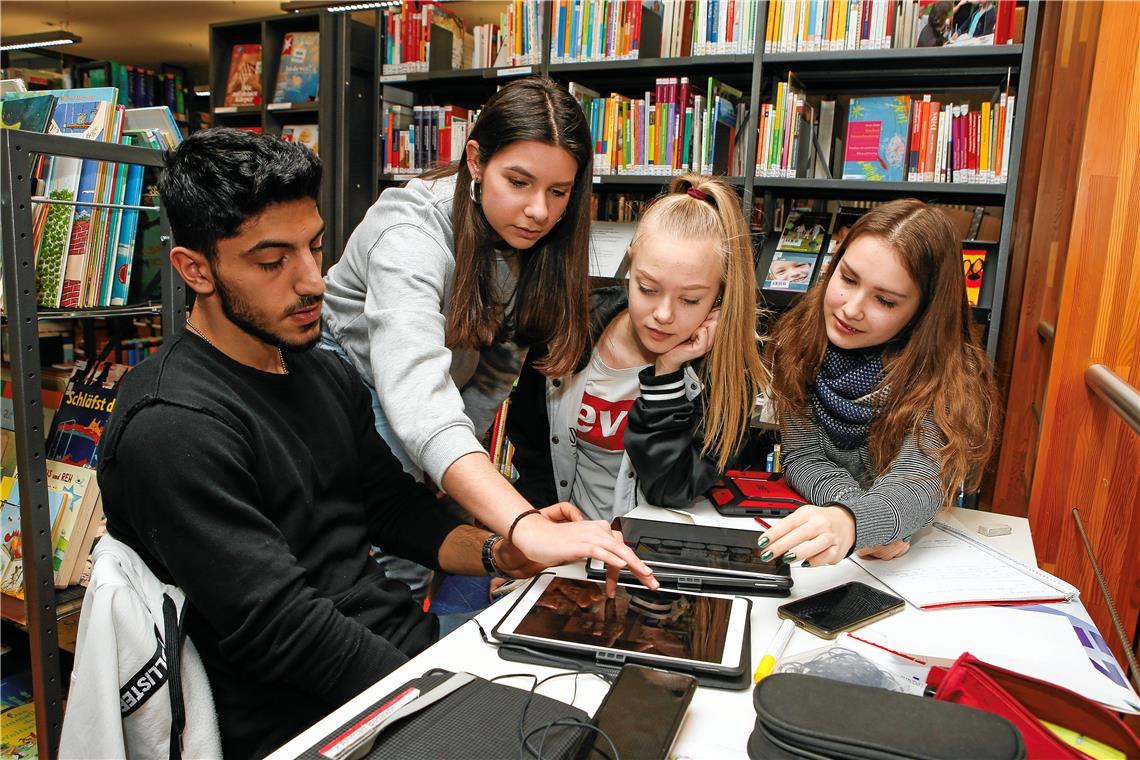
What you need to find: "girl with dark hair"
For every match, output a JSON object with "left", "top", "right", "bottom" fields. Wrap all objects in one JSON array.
[
  {"left": 509, "top": 175, "right": 766, "bottom": 521},
  {"left": 322, "top": 76, "right": 655, "bottom": 595},
  {"left": 756, "top": 199, "right": 999, "bottom": 567}
]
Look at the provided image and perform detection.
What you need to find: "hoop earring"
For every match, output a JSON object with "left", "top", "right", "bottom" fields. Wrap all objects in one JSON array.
[{"left": 469, "top": 180, "right": 481, "bottom": 205}]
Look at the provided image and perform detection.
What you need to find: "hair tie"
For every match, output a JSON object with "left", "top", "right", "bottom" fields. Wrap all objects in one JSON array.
[{"left": 686, "top": 187, "right": 709, "bottom": 201}]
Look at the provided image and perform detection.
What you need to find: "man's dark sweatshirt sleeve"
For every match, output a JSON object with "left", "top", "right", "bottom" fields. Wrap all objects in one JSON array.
[
  {"left": 625, "top": 367, "right": 727, "bottom": 507},
  {"left": 100, "top": 402, "right": 429, "bottom": 707}
]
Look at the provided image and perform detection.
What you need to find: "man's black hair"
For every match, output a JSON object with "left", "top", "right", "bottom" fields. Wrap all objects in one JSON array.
[{"left": 157, "top": 127, "right": 321, "bottom": 260}]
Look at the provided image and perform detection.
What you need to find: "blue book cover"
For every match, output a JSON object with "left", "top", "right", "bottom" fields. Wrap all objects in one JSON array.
[
  {"left": 45, "top": 360, "right": 129, "bottom": 469},
  {"left": 842, "top": 96, "right": 911, "bottom": 182},
  {"left": 272, "top": 31, "right": 320, "bottom": 103},
  {"left": 763, "top": 251, "right": 819, "bottom": 293}
]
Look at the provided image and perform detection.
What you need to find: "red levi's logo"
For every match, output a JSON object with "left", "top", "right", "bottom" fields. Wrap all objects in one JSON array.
[{"left": 576, "top": 393, "right": 635, "bottom": 451}]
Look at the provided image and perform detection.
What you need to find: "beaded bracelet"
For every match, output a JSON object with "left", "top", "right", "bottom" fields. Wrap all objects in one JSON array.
[{"left": 507, "top": 509, "right": 543, "bottom": 545}]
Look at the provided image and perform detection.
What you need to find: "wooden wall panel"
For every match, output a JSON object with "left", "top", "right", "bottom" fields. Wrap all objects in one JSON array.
[
  {"left": 1028, "top": 1, "right": 1140, "bottom": 667},
  {"left": 990, "top": 1, "right": 1100, "bottom": 517}
]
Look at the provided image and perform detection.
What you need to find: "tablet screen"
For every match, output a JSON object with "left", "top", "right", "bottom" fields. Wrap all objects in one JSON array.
[{"left": 510, "top": 577, "right": 735, "bottom": 665}]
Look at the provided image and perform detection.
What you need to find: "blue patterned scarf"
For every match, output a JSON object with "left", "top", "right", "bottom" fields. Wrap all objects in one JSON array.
[{"left": 809, "top": 344, "right": 885, "bottom": 450}]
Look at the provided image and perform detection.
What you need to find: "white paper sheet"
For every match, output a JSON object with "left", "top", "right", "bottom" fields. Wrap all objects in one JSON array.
[{"left": 856, "top": 604, "right": 1140, "bottom": 713}]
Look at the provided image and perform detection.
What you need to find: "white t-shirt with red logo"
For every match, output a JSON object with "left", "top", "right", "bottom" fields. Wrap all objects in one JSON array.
[{"left": 569, "top": 351, "right": 649, "bottom": 518}]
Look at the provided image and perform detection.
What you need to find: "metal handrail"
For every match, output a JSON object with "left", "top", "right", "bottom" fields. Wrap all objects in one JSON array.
[{"left": 1085, "top": 365, "right": 1140, "bottom": 435}]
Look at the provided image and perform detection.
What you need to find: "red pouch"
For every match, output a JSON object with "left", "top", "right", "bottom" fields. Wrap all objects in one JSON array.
[
  {"left": 929, "top": 653, "right": 1139, "bottom": 759},
  {"left": 708, "top": 470, "right": 807, "bottom": 518}
]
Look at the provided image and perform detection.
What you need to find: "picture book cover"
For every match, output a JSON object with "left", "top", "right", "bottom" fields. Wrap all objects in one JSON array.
[
  {"left": 1, "top": 480, "right": 68, "bottom": 599},
  {"left": 842, "top": 96, "right": 911, "bottom": 182},
  {"left": 45, "top": 460, "right": 99, "bottom": 585},
  {"left": 827, "top": 208, "right": 867, "bottom": 254},
  {"left": 0, "top": 92, "right": 56, "bottom": 133},
  {"left": 272, "top": 32, "right": 320, "bottom": 104},
  {"left": 45, "top": 360, "right": 130, "bottom": 469},
  {"left": 281, "top": 124, "right": 319, "bottom": 156},
  {"left": 962, "top": 245, "right": 990, "bottom": 307},
  {"left": 0, "top": 701, "right": 37, "bottom": 760},
  {"left": 763, "top": 251, "right": 818, "bottom": 293},
  {"left": 224, "top": 43, "right": 262, "bottom": 107},
  {"left": 776, "top": 212, "right": 831, "bottom": 254}
]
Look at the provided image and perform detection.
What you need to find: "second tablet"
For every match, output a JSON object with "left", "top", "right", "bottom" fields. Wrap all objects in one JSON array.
[{"left": 585, "top": 516, "right": 793, "bottom": 596}]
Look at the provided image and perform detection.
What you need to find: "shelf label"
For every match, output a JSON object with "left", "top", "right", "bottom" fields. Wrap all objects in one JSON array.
[
  {"left": 380, "top": 73, "right": 408, "bottom": 82},
  {"left": 267, "top": 102, "right": 293, "bottom": 110},
  {"left": 214, "top": 106, "right": 238, "bottom": 114},
  {"left": 497, "top": 65, "right": 533, "bottom": 77}
]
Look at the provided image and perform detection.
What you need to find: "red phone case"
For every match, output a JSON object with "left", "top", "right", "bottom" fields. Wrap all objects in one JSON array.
[{"left": 708, "top": 470, "right": 807, "bottom": 518}]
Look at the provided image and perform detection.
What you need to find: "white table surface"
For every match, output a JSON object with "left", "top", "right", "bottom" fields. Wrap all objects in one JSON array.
[{"left": 267, "top": 507, "right": 1038, "bottom": 760}]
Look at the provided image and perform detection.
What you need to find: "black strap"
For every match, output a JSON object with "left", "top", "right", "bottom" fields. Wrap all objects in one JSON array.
[
  {"left": 119, "top": 628, "right": 168, "bottom": 718},
  {"left": 162, "top": 593, "right": 186, "bottom": 760}
]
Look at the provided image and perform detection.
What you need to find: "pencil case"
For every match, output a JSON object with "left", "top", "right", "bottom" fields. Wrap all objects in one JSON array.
[
  {"left": 929, "top": 652, "right": 1140, "bottom": 759},
  {"left": 748, "top": 673, "right": 1026, "bottom": 759}
]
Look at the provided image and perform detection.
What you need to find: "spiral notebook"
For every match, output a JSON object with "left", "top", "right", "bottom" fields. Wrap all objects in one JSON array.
[{"left": 851, "top": 521, "right": 1078, "bottom": 610}]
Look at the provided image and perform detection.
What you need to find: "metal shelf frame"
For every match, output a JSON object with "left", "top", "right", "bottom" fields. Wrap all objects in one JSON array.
[{"left": 0, "top": 129, "right": 183, "bottom": 758}]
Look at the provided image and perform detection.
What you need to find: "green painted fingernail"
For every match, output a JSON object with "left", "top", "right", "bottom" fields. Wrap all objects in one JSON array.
[
  {"left": 801, "top": 560, "right": 811, "bottom": 568},
  {"left": 757, "top": 536, "right": 770, "bottom": 549},
  {"left": 760, "top": 550, "right": 774, "bottom": 562},
  {"left": 903, "top": 535, "right": 912, "bottom": 542},
  {"left": 781, "top": 552, "right": 796, "bottom": 564}
]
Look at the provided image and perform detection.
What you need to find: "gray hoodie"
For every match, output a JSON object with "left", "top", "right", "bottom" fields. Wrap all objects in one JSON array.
[{"left": 323, "top": 175, "right": 525, "bottom": 485}]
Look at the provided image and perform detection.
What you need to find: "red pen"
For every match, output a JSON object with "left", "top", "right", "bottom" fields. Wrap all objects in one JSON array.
[{"left": 754, "top": 516, "right": 771, "bottom": 529}]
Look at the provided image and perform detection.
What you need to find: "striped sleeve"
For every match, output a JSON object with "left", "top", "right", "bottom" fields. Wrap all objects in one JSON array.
[
  {"left": 638, "top": 368, "right": 688, "bottom": 402},
  {"left": 625, "top": 366, "right": 724, "bottom": 508},
  {"left": 782, "top": 410, "right": 945, "bottom": 550}
]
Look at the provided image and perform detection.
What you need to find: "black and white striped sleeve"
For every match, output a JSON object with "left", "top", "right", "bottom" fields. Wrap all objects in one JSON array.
[
  {"left": 625, "top": 367, "right": 724, "bottom": 507},
  {"left": 844, "top": 413, "right": 945, "bottom": 548},
  {"left": 781, "top": 409, "right": 945, "bottom": 550},
  {"left": 781, "top": 410, "right": 868, "bottom": 509}
]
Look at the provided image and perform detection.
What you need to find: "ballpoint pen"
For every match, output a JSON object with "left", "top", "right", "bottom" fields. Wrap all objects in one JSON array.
[{"left": 754, "top": 619, "right": 795, "bottom": 683}]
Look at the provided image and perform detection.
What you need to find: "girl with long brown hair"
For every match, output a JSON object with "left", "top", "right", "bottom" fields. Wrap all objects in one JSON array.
[
  {"left": 757, "top": 199, "right": 998, "bottom": 567},
  {"left": 509, "top": 175, "right": 766, "bottom": 520},
  {"left": 321, "top": 76, "right": 655, "bottom": 597}
]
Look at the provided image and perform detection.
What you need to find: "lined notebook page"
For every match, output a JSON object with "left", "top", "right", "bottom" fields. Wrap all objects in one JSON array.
[{"left": 851, "top": 522, "right": 1078, "bottom": 609}]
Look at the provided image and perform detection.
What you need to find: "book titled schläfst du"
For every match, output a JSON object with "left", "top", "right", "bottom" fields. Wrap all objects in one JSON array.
[{"left": 272, "top": 32, "right": 320, "bottom": 103}]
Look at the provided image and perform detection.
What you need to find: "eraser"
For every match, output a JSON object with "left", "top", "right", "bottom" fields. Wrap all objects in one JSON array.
[{"left": 977, "top": 522, "right": 1011, "bottom": 537}]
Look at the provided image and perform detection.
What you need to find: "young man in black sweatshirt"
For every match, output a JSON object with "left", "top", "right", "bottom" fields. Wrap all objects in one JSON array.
[{"left": 97, "top": 129, "right": 570, "bottom": 757}]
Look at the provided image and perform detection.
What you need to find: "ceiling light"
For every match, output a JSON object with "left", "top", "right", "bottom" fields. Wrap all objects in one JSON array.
[
  {"left": 280, "top": 0, "right": 415, "bottom": 12},
  {"left": 0, "top": 31, "right": 83, "bottom": 53}
]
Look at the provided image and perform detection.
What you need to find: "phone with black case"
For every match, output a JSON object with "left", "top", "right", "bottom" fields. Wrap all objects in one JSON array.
[
  {"left": 777, "top": 581, "right": 905, "bottom": 639},
  {"left": 578, "top": 664, "right": 697, "bottom": 760}
]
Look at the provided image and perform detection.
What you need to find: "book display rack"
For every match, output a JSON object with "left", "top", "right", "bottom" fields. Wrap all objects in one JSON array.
[{"left": 0, "top": 129, "right": 185, "bottom": 757}]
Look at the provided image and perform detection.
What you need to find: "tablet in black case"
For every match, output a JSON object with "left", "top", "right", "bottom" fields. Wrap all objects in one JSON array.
[{"left": 585, "top": 516, "right": 792, "bottom": 596}]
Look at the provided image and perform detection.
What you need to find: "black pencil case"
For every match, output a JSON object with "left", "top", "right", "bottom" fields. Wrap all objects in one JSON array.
[
  {"left": 299, "top": 669, "right": 591, "bottom": 760},
  {"left": 748, "top": 673, "right": 1026, "bottom": 759}
]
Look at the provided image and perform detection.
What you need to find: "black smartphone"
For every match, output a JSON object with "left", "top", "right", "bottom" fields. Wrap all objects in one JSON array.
[
  {"left": 777, "top": 581, "right": 905, "bottom": 639},
  {"left": 578, "top": 664, "right": 697, "bottom": 760}
]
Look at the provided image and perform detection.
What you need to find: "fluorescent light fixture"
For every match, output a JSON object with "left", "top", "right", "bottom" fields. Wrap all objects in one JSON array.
[
  {"left": 323, "top": 2, "right": 398, "bottom": 11},
  {"left": 280, "top": 0, "right": 413, "bottom": 11},
  {"left": 0, "top": 31, "right": 83, "bottom": 53}
]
